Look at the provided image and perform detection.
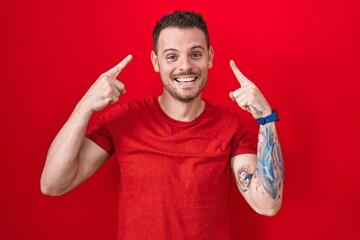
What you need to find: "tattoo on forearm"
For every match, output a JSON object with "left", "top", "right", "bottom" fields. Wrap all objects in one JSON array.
[
  {"left": 251, "top": 105, "right": 263, "bottom": 116},
  {"left": 236, "top": 164, "right": 254, "bottom": 192},
  {"left": 254, "top": 124, "right": 284, "bottom": 199}
]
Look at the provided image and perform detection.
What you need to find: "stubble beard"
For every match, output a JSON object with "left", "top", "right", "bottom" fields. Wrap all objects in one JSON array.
[{"left": 161, "top": 72, "right": 208, "bottom": 103}]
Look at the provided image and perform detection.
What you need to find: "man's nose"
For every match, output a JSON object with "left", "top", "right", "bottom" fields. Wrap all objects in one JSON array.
[{"left": 178, "top": 57, "right": 193, "bottom": 72}]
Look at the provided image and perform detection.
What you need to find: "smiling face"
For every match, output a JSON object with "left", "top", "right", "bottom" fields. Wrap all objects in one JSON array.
[{"left": 151, "top": 27, "right": 214, "bottom": 103}]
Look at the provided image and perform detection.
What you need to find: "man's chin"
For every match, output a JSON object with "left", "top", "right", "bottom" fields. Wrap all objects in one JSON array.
[
  {"left": 163, "top": 82, "right": 205, "bottom": 103},
  {"left": 171, "top": 92, "right": 201, "bottom": 103}
]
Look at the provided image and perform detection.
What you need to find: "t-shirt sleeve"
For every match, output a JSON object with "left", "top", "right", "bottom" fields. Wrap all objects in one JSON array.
[
  {"left": 86, "top": 114, "right": 115, "bottom": 155},
  {"left": 231, "top": 115, "right": 257, "bottom": 157}
]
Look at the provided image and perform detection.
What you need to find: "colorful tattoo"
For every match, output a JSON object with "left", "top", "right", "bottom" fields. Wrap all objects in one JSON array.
[
  {"left": 236, "top": 164, "right": 254, "bottom": 192},
  {"left": 255, "top": 124, "right": 284, "bottom": 199}
]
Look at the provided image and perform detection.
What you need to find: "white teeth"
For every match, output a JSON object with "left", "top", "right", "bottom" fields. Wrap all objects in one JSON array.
[{"left": 175, "top": 77, "right": 196, "bottom": 82}]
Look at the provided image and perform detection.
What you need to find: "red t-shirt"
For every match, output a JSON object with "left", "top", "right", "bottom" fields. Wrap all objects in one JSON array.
[{"left": 86, "top": 96, "right": 256, "bottom": 240}]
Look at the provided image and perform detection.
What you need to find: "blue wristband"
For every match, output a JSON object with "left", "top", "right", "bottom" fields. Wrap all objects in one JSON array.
[{"left": 257, "top": 109, "right": 279, "bottom": 125}]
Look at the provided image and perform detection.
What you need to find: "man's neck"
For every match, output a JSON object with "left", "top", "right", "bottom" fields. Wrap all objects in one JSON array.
[{"left": 158, "top": 93, "right": 205, "bottom": 122}]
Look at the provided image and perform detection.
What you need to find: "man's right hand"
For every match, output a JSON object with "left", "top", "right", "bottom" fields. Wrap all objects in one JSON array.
[{"left": 79, "top": 54, "right": 133, "bottom": 112}]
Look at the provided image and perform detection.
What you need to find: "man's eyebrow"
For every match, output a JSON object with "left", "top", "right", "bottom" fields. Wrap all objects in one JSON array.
[
  {"left": 162, "top": 48, "right": 178, "bottom": 54},
  {"left": 162, "top": 45, "right": 206, "bottom": 55},
  {"left": 190, "top": 45, "right": 206, "bottom": 51}
]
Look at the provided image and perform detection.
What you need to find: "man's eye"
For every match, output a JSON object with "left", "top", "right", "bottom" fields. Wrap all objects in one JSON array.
[
  {"left": 166, "top": 55, "right": 177, "bottom": 61},
  {"left": 192, "top": 53, "right": 202, "bottom": 58}
]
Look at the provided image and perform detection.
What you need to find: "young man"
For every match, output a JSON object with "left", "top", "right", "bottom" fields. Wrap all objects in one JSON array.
[{"left": 41, "top": 10, "right": 284, "bottom": 240}]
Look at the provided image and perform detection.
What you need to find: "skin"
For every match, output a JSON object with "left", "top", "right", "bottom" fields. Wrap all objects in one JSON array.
[
  {"left": 40, "top": 56, "right": 131, "bottom": 196},
  {"left": 229, "top": 61, "right": 284, "bottom": 216},
  {"left": 151, "top": 27, "right": 214, "bottom": 122},
  {"left": 41, "top": 27, "right": 284, "bottom": 217}
]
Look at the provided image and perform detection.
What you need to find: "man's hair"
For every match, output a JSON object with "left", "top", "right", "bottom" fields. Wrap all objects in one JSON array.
[{"left": 152, "top": 10, "right": 210, "bottom": 54}]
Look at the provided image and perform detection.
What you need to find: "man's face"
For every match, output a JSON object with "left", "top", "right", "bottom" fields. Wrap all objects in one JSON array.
[{"left": 151, "top": 27, "right": 214, "bottom": 102}]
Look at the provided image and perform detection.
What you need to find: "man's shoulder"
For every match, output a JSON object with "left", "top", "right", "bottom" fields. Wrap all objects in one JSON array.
[
  {"left": 204, "top": 99, "right": 240, "bottom": 119},
  {"left": 120, "top": 95, "right": 156, "bottom": 107},
  {"left": 99, "top": 96, "right": 156, "bottom": 122},
  {"left": 109, "top": 96, "right": 156, "bottom": 112}
]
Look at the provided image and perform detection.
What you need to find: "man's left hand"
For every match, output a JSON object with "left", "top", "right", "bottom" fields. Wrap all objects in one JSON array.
[{"left": 229, "top": 60, "right": 272, "bottom": 119}]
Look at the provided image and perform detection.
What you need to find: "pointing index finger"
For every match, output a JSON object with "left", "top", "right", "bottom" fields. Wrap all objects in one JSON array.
[
  {"left": 230, "top": 60, "right": 252, "bottom": 87},
  {"left": 105, "top": 54, "right": 133, "bottom": 78}
]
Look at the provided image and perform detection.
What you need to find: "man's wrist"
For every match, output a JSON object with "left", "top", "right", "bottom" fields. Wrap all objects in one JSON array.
[
  {"left": 257, "top": 109, "right": 279, "bottom": 125},
  {"left": 75, "top": 100, "right": 94, "bottom": 117}
]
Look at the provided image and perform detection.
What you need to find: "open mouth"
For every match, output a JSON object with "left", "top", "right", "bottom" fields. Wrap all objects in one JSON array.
[{"left": 174, "top": 76, "right": 198, "bottom": 82}]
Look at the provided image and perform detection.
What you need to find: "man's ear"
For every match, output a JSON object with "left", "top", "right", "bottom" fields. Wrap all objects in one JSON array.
[
  {"left": 151, "top": 51, "right": 160, "bottom": 72},
  {"left": 208, "top": 46, "right": 214, "bottom": 69}
]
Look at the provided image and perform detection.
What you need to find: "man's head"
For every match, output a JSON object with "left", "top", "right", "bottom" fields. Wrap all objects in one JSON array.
[
  {"left": 153, "top": 10, "right": 210, "bottom": 55},
  {"left": 151, "top": 11, "right": 214, "bottom": 103}
]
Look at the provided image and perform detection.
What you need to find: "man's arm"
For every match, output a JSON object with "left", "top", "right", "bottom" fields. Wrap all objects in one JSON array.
[
  {"left": 231, "top": 122, "right": 284, "bottom": 216},
  {"left": 229, "top": 60, "right": 284, "bottom": 216},
  {"left": 40, "top": 55, "right": 132, "bottom": 196}
]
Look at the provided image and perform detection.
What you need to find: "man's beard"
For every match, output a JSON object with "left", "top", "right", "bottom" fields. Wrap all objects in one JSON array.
[
  {"left": 164, "top": 84, "right": 202, "bottom": 103},
  {"left": 161, "top": 71, "right": 208, "bottom": 103}
]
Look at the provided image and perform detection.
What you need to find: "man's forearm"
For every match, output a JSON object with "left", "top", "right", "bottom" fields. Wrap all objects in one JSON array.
[
  {"left": 41, "top": 55, "right": 131, "bottom": 196},
  {"left": 40, "top": 103, "right": 93, "bottom": 196},
  {"left": 254, "top": 122, "right": 284, "bottom": 200}
]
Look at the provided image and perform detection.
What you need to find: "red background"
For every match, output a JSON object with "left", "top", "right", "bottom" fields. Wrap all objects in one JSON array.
[{"left": 1, "top": 0, "right": 359, "bottom": 239}]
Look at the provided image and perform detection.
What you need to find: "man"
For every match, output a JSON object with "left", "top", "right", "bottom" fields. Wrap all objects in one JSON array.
[{"left": 41, "top": 10, "right": 284, "bottom": 240}]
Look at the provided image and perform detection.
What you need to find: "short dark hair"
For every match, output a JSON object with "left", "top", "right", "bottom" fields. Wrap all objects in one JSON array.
[{"left": 152, "top": 10, "right": 210, "bottom": 54}]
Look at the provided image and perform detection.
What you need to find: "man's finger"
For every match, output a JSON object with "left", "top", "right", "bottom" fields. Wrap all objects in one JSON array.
[
  {"left": 113, "top": 80, "right": 126, "bottom": 94},
  {"left": 229, "top": 92, "right": 236, "bottom": 101},
  {"left": 105, "top": 54, "right": 133, "bottom": 77},
  {"left": 230, "top": 60, "right": 252, "bottom": 87}
]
